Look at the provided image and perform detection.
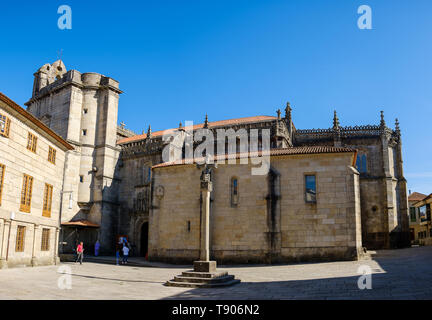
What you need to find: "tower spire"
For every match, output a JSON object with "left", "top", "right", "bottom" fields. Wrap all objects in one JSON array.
[
  {"left": 333, "top": 110, "right": 340, "bottom": 130},
  {"left": 204, "top": 114, "right": 209, "bottom": 128},
  {"left": 147, "top": 125, "right": 152, "bottom": 138},
  {"left": 380, "top": 110, "right": 386, "bottom": 128},
  {"left": 395, "top": 118, "right": 400, "bottom": 136},
  {"left": 285, "top": 102, "right": 292, "bottom": 121}
]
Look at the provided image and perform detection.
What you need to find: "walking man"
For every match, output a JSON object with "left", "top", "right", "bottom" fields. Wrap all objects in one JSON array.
[{"left": 76, "top": 242, "right": 84, "bottom": 265}]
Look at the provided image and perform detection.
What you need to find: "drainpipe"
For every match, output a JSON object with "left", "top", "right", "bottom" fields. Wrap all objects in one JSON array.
[{"left": 5, "top": 219, "right": 12, "bottom": 261}]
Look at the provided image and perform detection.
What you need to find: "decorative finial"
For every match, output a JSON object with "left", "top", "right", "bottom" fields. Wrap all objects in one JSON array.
[
  {"left": 57, "top": 49, "right": 63, "bottom": 61},
  {"left": 285, "top": 102, "right": 292, "bottom": 120},
  {"left": 147, "top": 125, "right": 152, "bottom": 138},
  {"left": 179, "top": 121, "right": 183, "bottom": 129},
  {"left": 120, "top": 121, "right": 125, "bottom": 129},
  {"left": 380, "top": 110, "right": 386, "bottom": 128},
  {"left": 395, "top": 118, "right": 400, "bottom": 135},
  {"left": 204, "top": 114, "right": 209, "bottom": 128},
  {"left": 277, "top": 109, "right": 281, "bottom": 120},
  {"left": 333, "top": 110, "right": 340, "bottom": 130}
]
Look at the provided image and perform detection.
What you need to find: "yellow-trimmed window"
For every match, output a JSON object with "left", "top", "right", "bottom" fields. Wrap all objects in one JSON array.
[
  {"left": 20, "top": 174, "right": 33, "bottom": 213},
  {"left": 42, "top": 183, "right": 53, "bottom": 217},
  {"left": 15, "top": 225, "right": 26, "bottom": 252},
  {"left": 48, "top": 146, "right": 56, "bottom": 164},
  {"left": 27, "top": 132, "right": 37, "bottom": 153},
  {"left": 0, "top": 164, "right": 4, "bottom": 206},
  {"left": 41, "top": 228, "right": 50, "bottom": 251},
  {"left": 0, "top": 114, "right": 10, "bottom": 137}
]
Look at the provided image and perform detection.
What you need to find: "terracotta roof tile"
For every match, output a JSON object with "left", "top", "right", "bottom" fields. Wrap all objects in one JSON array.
[
  {"left": 117, "top": 115, "right": 277, "bottom": 145},
  {"left": 152, "top": 146, "right": 356, "bottom": 169},
  {"left": 61, "top": 220, "right": 100, "bottom": 228},
  {"left": 408, "top": 192, "right": 428, "bottom": 202}
]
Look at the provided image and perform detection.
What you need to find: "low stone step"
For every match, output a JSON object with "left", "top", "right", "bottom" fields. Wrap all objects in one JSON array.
[
  {"left": 181, "top": 271, "right": 228, "bottom": 278},
  {"left": 174, "top": 274, "right": 234, "bottom": 284},
  {"left": 164, "top": 278, "right": 241, "bottom": 288}
]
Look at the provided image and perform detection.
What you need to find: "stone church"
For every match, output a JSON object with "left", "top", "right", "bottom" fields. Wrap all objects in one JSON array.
[{"left": 21, "top": 60, "right": 409, "bottom": 264}]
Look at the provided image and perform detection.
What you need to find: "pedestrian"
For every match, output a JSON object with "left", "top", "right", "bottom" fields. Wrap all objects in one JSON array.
[
  {"left": 76, "top": 242, "right": 84, "bottom": 264},
  {"left": 115, "top": 244, "right": 120, "bottom": 265},
  {"left": 94, "top": 240, "right": 100, "bottom": 256},
  {"left": 122, "top": 244, "right": 129, "bottom": 264}
]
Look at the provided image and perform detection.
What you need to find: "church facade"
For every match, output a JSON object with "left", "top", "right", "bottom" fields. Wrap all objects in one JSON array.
[{"left": 3, "top": 60, "right": 410, "bottom": 266}]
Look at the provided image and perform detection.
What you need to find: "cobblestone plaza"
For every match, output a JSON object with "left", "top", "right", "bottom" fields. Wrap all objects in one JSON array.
[{"left": 0, "top": 247, "right": 431, "bottom": 300}]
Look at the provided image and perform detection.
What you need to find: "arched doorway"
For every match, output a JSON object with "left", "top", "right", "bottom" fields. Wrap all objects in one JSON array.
[{"left": 140, "top": 222, "right": 149, "bottom": 257}]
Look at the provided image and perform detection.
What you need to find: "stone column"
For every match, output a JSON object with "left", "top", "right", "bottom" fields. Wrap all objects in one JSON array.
[
  {"left": 200, "top": 180, "right": 212, "bottom": 261},
  {"left": 193, "top": 167, "right": 216, "bottom": 273},
  {"left": 54, "top": 227, "right": 61, "bottom": 265},
  {"left": 31, "top": 224, "right": 40, "bottom": 267},
  {"left": 0, "top": 220, "right": 11, "bottom": 269}
]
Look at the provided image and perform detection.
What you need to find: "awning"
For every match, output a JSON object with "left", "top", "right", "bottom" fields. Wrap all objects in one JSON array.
[{"left": 61, "top": 220, "right": 100, "bottom": 228}]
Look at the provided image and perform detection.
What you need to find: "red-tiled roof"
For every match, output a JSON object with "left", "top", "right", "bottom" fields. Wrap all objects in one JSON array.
[
  {"left": 152, "top": 146, "right": 356, "bottom": 169},
  {"left": 62, "top": 220, "right": 100, "bottom": 228},
  {"left": 117, "top": 115, "right": 277, "bottom": 145},
  {"left": 0, "top": 92, "right": 74, "bottom": 150},
  {"left": 408, "top": 192, "right": 428, "bottom": 202}
]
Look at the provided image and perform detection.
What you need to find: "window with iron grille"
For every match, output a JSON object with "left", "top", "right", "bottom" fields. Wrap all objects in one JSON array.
[
  {"left": 20, "top": 174, "right": 33, "bottom": 213},
  {"left": 41, "top": 228, "right": 50, "bottom": 251},
  {"left": 15, "top": 225, "right": 26, "bottom": 252}
]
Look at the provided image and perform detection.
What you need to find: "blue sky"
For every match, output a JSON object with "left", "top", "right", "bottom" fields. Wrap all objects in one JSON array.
[{"left": 0, "top": 0, "right": 431, "bottom": 193}]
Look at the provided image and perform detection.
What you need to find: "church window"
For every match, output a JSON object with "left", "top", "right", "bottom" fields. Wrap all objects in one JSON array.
[
  {"left": 305, "top": 175, "right": 316, "bottom": 203},
  {"left": 0, "top": 114, "right": 11, "bottom": 137},
  {"left": 20, "top": 174, "right": 33, "bottom": 213},
  {"left": 356, "top": 154, "right": 368, "bottom": 174},
  {"left": 27, "top": 132, "right": 37, "bottom": 153},
  {"left": 231, "top": 177, "right": 239, "bottom": 207},
  {"left": 82, "top": 129, "right": 87, "bottom": 136}
]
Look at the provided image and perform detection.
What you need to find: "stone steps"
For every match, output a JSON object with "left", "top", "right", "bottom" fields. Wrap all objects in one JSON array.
[
  {"left": 174, "top": 274, "right": 235, "bottom": 284},
  {"left": 181, "top": 271, "right": 228, "bottom": 278},
  {"left": 165, "top": 278, "right": 241, "bottom": 288}
]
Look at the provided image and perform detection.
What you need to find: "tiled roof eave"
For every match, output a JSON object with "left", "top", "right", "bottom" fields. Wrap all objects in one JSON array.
[{"left": 152, "top": 146, "right": 356, "bottom": 169}]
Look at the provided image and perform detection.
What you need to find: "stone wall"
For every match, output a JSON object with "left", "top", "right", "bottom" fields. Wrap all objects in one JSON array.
[
  {"left": 150, "top": 152, "right": 362, "bottom": 264},
  {"left": 0, "top": 99, "right": 69, "bottom": 268}
]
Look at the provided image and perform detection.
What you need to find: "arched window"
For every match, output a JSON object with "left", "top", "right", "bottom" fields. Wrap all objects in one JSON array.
[{"left": 231, "top": 177, "right": 239, "bottom": 207}]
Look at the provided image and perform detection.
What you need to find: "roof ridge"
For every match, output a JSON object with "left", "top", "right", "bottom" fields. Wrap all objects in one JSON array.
[{"left": 117, "top": 115, "right": 278, "bottom": 145}]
